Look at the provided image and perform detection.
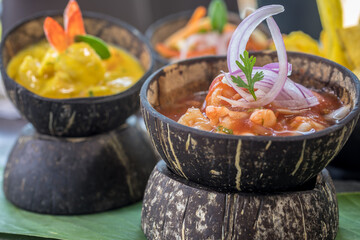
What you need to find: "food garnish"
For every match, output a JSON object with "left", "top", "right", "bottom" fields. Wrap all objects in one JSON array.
[
  {"left": 155, "top": 1, "right": 268, "bottom": 60},
  {"left": 230, "top": 50, "right": 264, "bottom": 100},
  {"left": 43, "top": 17, "right": 68, "bottom": 53},
  {"left": 75, "top": 35, "right": 111, "bottom": 59},
  {"left": 186, "top": 6, "right": 207, "bottom": 26},
  {"left": 208, "top": 0, "right": 228, "bottom": 33},
  {"left": 221, "top": 5, "right": 319, "bottom": 110},
  {"left": 43, "top": 0, "right": 110, "bottom": 59},
  {"left": 216, "top": 126, "right": 233, "bottom": 134}
]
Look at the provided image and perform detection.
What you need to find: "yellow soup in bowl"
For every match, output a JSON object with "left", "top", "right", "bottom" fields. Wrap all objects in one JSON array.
[{"left": 7, "top": 41, "right": 145, "bottom": 98}]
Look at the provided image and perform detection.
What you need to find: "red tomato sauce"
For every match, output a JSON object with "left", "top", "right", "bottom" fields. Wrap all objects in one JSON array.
[{"left": 157, "top": 77, "right": 344, "bottom": 136}]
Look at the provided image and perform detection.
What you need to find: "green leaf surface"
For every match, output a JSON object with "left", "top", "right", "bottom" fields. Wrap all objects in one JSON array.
[
  {"left": 75, "top": 35, "right": 111, "bottom": 59},
  {"left": 336, "top": 192, "right": 360, "bottom": 240}
]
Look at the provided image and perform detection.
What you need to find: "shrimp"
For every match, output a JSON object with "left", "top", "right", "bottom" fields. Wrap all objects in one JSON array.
[
  {"left": 205, "top": 106, "right": 229, "bottom": 125},
  {"left": 290, "top": 116, "right": 326, "bottom": 132},
  {"left": 206, "top": 106, "right": 249, "bottom": 132},
  {"left": 250, "top": 109, "right": 277, "bottom": 128},
  {"left": 205, "top": 78, "right": 237, "bottom": 107},
  {"left": 178, "top": 107, "right": 213, "bottom": 131}
]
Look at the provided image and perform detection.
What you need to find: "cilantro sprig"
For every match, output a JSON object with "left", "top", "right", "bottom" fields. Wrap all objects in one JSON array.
[{"left": 231, "top": 51, "right": 264, "bottom": 100}]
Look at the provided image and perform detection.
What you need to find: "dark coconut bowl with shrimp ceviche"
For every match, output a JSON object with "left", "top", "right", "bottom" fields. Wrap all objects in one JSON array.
[{"left": 140, "top": 5, "right": 360, "bottom": 192}]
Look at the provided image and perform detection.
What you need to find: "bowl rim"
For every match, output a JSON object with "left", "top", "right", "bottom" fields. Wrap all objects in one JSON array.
[
  {"left": 140, "top": 53, "right": 360, "bottom": 142},
  {"left": 145, "top": 9, "right": 194, "bottom": 40},
  {"left": 0, "top": 10, "right": 155, "bottom": 104}
]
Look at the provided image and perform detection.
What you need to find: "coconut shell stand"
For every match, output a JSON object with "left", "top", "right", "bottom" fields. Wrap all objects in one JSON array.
[
  {"left": 4, "top": 116, "right": 157, "bottom": 215},
  {"left": 142, "top": 161, "right": 338, "bottom": 240},
  {"left": 0, "top": 13, "right": 158, "bottom": 214},
  {"left": 140, "top": 56, "right": 360, "bottom": 239}
]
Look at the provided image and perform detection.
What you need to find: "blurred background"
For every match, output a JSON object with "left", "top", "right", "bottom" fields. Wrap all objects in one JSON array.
[{"left": 2, "top": 0, "right": 322, "bottom": 38}]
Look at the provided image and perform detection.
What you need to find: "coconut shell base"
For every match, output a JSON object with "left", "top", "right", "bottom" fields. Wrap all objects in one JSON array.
[
  {"left": 142, "top": 161, "right": 338, "bottom": 240},
  {"left": 3, "top": 116, "right": 158, "bottom": 215}
]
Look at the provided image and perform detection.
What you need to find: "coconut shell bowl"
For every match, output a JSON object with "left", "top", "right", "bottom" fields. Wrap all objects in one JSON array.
[
  {"left": 1, "top": 11, "right": 153, "bottom": 137},
  {"left": 140, "top": 53, "right": 360, "bottom": 239},
  {"left": 0, "top": 12, "right": 158, "bottom": 214}
]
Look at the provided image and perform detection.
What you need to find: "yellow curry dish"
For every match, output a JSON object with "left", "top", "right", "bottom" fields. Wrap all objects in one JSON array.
[
  {"left": 7, "top": 41, "right": 145, "bottom": 99},
  {"left": 6, "top": 0, "right": 145, "bottom": 99}
]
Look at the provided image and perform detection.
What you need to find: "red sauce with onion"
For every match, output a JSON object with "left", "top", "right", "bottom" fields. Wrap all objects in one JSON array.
[{"left": 157, "top": 78, "right": 344, "bottom": 136}]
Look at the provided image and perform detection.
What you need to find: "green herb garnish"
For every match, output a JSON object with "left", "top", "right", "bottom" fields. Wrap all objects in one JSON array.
[
  {"left": 216, "top": 126, "right": 233, "bottom": 134},
  {"left": 75, "top": 35, "right": 111, "bottom": 60},
  {"left": 198, "top": 28, "right": 208, "bottom": 34},
  {"left": 208, "top": 0, "right": 228, "bottom": 33},
  {"left": 88, "top": 90, "right": 94, "bottom": 97},
  {"left": 231, "top": 50, "right": 264, "bottom": 100}
]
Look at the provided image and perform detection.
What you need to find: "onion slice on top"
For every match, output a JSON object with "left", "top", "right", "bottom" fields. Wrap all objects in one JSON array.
[
  {"left": 221, "top": 69, "right": 318, "bottom": 109},
  {"left": 227, "top": 5, "right": 284, "bottom": 72},
  {"left": 222, "top": 4, "right": 319, "bottom": 109}
]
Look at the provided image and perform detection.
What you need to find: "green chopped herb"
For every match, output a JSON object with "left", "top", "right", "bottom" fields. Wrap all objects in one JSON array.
[
  {"left": 198, "top": 28, "right": 208, "bottom": 34},
  {"left": 216, "top": 125, "right": 233, "bottom": 134},
  {"left": 231, "top": 50, "right": 264, "bottom": 101},
  {"left": 75, "top": 35, "right": 111, "bottom": 59},
  {"left": 208, "top": 0, "right": 228, "bottom": 33},
  {"left": 88, "top": 90, "right": 94, "bottom": 97}
]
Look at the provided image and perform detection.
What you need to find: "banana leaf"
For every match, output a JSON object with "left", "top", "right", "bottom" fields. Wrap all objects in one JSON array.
[{"left": 337, "top": 192, "right": 360, "bottom": 240}]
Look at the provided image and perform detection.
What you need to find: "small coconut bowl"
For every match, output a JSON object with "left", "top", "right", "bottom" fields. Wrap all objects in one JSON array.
[
  {"left": 142, "top": 161, "right": 338, "bottom": 240},
  {"left": 145, "top": 10, "right": 242, "bottom": 68},
  {"left": 140, "top": 53, "right": 360, "bottom": 192},
  {"left": 0, "top": 11, "right": 154, "bottom": 137}
]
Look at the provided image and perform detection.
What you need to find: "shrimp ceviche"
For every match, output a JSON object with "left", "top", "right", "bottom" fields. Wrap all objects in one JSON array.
[
  {"left": 158, "top": 5, "right": 349, "bottom": 136},
  {"left": 155, "top": 0, "right": 268, "bottom": 61}
]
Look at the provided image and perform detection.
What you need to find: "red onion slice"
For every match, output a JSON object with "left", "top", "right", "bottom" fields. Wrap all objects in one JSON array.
[
  {"left": 222, "top": 5, "right": 319, "bottom": 109},
  {"left": 222, "top": 70, "right": 319, "bottom": 109},
  {"left": 257, "top": 62, "right": 292, "bottom": 76},
  {"left": 227, "top": 5, "right": 284, "bottom": 72}
]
